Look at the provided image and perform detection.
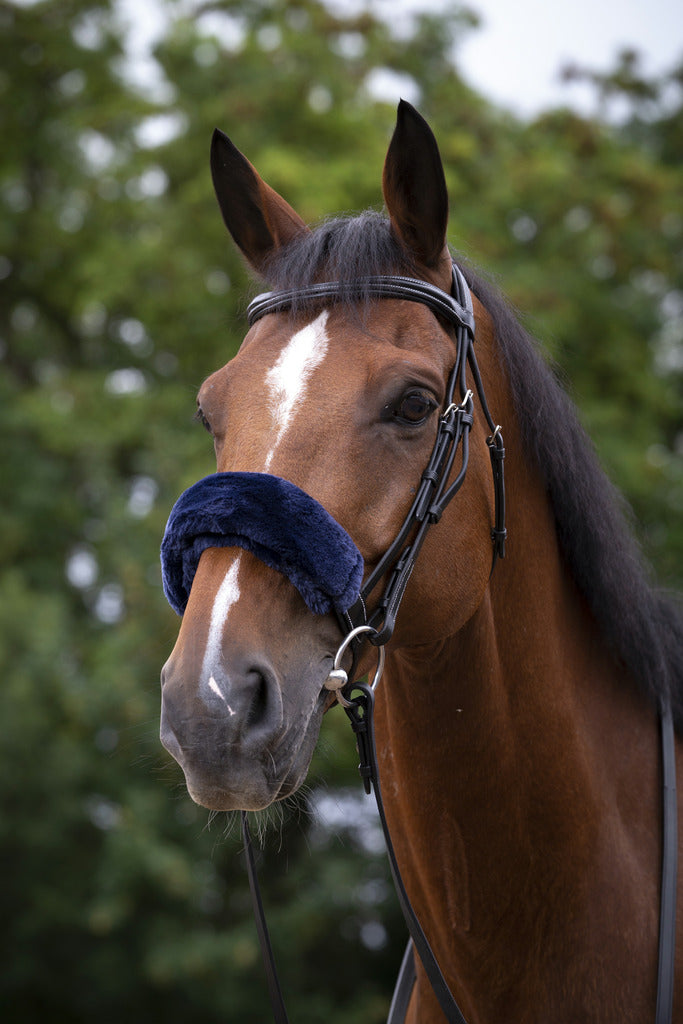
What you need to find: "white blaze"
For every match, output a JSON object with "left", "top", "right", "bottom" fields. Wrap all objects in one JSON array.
[
  {"left": 198, "top": 313, "right": 330, "bottom": 697},
  {"left": 201, "top": 555, "right": 242, "bottom": 690},
  {"left": 264, "top": 310, "right": 329, "bottom": 469}
]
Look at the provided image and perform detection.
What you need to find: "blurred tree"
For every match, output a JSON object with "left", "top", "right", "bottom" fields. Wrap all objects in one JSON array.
[{"left": 0, "top": 0, "right": 680, "bottom": 1021}]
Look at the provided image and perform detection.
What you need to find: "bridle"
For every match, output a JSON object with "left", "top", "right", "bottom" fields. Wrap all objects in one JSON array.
[
  {"left": 247, "top": 263, "right": 506, "bottom": 651},
  {"left": 236, "top": 264, "right": 676, "bottom": 1023},
  {"left": 242, "top": 263, "right": 502, "bottom": 1024}
]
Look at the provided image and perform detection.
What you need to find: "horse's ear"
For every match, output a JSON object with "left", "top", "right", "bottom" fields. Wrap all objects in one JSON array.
[
  {"left": 382, "top": 100, "right": 449, "bottom": 269},
  {"left": 210, "top": 129, "right": 309, "bottom": 273}
]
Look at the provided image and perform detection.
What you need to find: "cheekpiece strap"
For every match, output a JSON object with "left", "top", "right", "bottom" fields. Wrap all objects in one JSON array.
[{"left": 247, "top": 274, "right": 476, "bottom": 336}]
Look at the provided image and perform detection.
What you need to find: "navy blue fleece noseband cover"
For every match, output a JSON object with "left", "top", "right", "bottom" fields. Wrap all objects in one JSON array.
[{"left": 161, "top": 472, "right": 364, "bottom": 616}]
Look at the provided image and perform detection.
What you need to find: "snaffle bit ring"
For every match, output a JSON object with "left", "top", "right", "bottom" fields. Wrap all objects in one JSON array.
[{"left": 324, "top": 625, "right": 386, "bottom": 706}]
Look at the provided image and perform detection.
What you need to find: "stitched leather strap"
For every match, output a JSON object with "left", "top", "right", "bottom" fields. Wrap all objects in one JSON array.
[{"left": 247, "top": 274, "right": 475, "bottom": 335}]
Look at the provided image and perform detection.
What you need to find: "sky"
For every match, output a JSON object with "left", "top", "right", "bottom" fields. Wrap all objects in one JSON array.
[
  {"left": 366, "top": 0, "right": 682, "bottom": 116},
  {"left": 118, "top": 0, "right": 682, "bottom": 120},
  {"left": 447, "top": 0, "right": 681, "bottom": 117}
]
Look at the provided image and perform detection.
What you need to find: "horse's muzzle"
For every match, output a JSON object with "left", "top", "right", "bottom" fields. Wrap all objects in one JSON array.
[{"left": 160, "top": 638, "right": 330, "bottom": 811}]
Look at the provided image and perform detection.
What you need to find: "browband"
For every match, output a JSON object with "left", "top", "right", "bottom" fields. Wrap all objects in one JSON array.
[{"left": 247, "top": 269, "right": 476, "bottom": 336}]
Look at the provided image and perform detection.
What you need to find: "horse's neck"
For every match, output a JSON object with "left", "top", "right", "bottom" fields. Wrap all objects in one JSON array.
[{"left": 375, "top": 458, "right": 662, "bottom": 1020}]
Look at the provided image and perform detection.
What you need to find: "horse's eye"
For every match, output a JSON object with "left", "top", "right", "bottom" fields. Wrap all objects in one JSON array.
[
  {"left": 194, "top": 406, "right": 213, "bottom": 434},
  {"left": 394, "top": 390, "right": 436, "bottom": 425}
]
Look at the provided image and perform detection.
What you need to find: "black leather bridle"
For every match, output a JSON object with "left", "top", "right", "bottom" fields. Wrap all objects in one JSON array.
[
  {"left": 238, "top": 264, "right": 676, "bottom": 1023},
  {"left": 248, "top": 264, "right": 506, "bottom": 649}
]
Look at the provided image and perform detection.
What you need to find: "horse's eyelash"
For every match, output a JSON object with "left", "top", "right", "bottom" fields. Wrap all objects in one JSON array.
[{"left": 194, "top": 407, "right": 212, "bottom": 433}]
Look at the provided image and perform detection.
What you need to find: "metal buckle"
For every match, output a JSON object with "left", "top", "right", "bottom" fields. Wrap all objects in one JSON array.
[
  {"left": 324, "top": 624, "right": 386, "bottom": 707},
  {"left": 442, "top": 388, "right": 473, "bottom": 421}
]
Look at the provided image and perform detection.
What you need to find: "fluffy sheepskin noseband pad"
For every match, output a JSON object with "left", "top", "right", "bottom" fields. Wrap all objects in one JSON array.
[{"left": 160, "top": 472, "right": 364, "bottom": 617}]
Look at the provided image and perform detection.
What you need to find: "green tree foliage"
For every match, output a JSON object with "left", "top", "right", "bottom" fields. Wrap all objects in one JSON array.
[{"left": 1, "top": 0, "right": 681, "bottom": 1020}]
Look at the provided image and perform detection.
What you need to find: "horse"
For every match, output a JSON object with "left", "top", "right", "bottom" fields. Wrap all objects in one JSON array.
[{"left": 159, "top": 101, "right": 683, "bottom": 1023}]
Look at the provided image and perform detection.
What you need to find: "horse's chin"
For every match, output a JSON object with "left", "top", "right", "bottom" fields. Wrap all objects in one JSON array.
[
  {"left": 185, "top": 776, "right": 276, "bottom": 813},
  {"left": 184, "top": 764, "right": 307, "bottom": 813}
]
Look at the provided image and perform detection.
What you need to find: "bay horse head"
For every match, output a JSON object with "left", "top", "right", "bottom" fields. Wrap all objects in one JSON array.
[{"left": 159, "top": 101, "right": 503, "bottom": 812}]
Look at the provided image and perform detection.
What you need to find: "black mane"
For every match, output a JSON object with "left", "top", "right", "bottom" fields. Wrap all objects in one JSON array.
[
  {"left": 462, "top": 265, "right": 683, "bottom": 730},
  {"left": 261, "top": 212, "right": 418, "bottom": 305},
  {"left": 262, "top": 213, "right": 683, "bottom": 729}
]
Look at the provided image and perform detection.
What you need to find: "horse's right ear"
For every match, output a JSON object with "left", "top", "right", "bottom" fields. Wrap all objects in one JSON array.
[
  {"left": 210, "top": 129, "right": 309, "bottom": 274},
  {"left": 382, "top": 101, "right": 449, "bottom": 271}
]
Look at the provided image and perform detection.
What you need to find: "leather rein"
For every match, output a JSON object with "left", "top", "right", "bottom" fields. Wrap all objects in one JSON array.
[{"left": 237, "top": 264, "right": 677, "bottom": 1023}]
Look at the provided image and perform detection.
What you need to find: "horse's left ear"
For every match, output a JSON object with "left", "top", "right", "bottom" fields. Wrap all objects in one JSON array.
[
  {"left": 210, "top": 128, "right": 309, "bottom": 273},
  {"left": 382, "top": 100, "right": 449, "bottom": 270}
]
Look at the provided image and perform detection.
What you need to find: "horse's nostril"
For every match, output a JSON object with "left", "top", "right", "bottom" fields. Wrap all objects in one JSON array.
[
  {"left": 160, "top": 655, "right": 285, "bottom": 789},
  {"left": 244, "top": 669, "right": 270, "bottom": 729}
]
